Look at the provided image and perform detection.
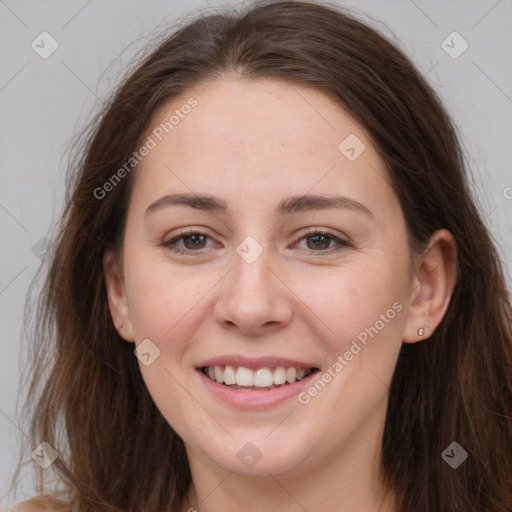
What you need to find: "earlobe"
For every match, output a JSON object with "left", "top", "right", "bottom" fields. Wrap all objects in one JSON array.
[
  {"left": 402, "top": 229, "right": 458, "bottom": 344},
  {"left": 103, "top": 250, "right": 136, "bottom": 343}
]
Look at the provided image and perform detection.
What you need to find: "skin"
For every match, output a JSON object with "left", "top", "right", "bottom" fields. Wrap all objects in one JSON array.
[{"left": 104, "top": 76, "right": 457, "bottom": 512}]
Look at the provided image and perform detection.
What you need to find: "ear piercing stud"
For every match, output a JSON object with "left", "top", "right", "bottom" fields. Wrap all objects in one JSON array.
[{"left": 417, "top": 327, "right": 425, "bottom": 337}]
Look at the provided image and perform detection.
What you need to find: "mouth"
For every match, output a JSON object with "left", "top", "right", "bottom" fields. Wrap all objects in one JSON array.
[
  {"left": 200, "top": 365, "right": 319, "bottom": 391},
  {"left": 195, "top": 356, "right": 321, "bottom": 408}
]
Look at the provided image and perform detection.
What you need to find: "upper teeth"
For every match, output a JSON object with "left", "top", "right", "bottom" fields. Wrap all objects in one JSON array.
[{"left": 205, "top": 366, "right": 311, "bottom": 387}]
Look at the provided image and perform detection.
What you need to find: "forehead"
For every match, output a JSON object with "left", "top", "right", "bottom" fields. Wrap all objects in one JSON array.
[
  {"left": 131, "top": 77, "right": 398, "bottom": 221},
  {"left": 144, "top": 77, "right": 366, "bottom": 165}
]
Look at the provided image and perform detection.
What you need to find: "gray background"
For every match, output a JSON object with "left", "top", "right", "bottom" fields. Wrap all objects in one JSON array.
[{"left": 1, "top": 0, "right": 511, "bottom": 507}]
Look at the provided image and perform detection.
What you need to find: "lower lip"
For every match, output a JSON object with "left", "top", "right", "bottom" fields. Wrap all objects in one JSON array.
[{"left": 197, "top": 369, "right": 318, "bottom": 410}]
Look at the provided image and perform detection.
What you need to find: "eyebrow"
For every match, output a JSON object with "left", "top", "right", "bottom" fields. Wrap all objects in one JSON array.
[{"left": 145, "top": 192, "right": 374, "bottom": 218}]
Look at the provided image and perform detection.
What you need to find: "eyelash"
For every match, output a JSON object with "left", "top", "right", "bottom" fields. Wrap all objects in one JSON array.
[{"left": 162, "top": 229, "right": 351, "bottom": 255}]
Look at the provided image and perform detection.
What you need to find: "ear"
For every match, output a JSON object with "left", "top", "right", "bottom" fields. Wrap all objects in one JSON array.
[
  {"left": 402, "top": 229, "right": 458, "bottom": 343},
  {"left": 103, "top": 249, "right": 135, "bottom": 343}
]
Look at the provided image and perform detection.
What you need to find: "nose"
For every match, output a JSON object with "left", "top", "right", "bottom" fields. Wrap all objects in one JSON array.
[{"left": 213, "top": 243, "right": 294, "bottom": 337}]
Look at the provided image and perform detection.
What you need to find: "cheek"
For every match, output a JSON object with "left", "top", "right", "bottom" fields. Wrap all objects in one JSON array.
[
  {"left": 293, "top": 260, "right": 407, "bottom": 429},
  {"left": 300, "top": 256, "right": 407, "bottom": 358},
  {"left": 124, "top": 256, "right": 192, "bottom": 339},
  {"left": 124, "top": 255, "right": 221, "bottom": 366}
]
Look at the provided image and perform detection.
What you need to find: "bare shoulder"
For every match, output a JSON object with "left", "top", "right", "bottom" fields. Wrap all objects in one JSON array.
[{"left": 10, "top": 496, "right": 73, "bottom": 512}]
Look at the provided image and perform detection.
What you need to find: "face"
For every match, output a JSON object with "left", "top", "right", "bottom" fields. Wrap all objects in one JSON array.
[{"left": 105, "top": 77, "right": 419, "bottom": 478}]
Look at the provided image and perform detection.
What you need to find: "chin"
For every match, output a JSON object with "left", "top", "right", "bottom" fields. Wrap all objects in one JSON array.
[{"left": 191, "top": 429, "right": 313, "bottom": 477}]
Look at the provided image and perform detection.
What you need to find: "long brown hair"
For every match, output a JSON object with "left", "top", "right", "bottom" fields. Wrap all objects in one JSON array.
[{"left": 13, "top": 1, "right": 512, "bottom": 511}]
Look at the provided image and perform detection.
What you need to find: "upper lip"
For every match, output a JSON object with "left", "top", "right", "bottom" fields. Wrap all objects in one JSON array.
[{"left": 196, "top": 355, "right": 319, "bottom": 370}]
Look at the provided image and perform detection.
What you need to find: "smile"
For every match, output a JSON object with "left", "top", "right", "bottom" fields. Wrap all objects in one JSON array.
[
  {"left": 195, "top": 356, "right": 321, "bottom": 409},
  {"left": 201, "top": 365, "right": 316, "bottom": 390}
]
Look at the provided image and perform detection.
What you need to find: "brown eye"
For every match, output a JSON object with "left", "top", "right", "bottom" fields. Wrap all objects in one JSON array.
[
  {"left": 182, "top": 233, "right": 208, "bottom": 250},
  {"left": 296, "top": 231, "right": 350, "bottom": 252},
  {"left": 305, "top": 233, "right": 332, "bottom": 250},
  {"left": 163, "top": 231, "right": 213, "bottom": 254},
  {"left": 163, "top": 229, "right": 350, "bottom": 256}
]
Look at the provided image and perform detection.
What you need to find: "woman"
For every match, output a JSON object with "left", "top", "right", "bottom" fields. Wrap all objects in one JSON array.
[{"left": 12, "top": 1, "right": 512, "bottom": 511}]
